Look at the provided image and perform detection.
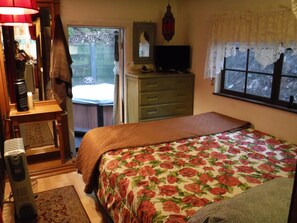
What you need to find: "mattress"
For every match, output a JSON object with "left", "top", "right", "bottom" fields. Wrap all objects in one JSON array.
[{"left": 96, "top": 128, "right": 297, "bottom": 222}]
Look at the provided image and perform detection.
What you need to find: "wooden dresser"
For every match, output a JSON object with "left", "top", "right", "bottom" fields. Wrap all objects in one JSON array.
[{"left": 126, "top": 72, "right": 194, "bottom": 123}]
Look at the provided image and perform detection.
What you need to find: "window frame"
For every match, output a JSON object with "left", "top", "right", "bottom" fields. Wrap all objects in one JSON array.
[{"left": 220, "top": 48, "right": 297, "bottom": 112}]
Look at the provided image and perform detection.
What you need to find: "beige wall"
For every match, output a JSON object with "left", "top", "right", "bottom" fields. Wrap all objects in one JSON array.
[
  {"left": 60, "top": 0, "right": 186, "bottom": 65},
  {"left": 182, "top": 0, "right": 297, "bottom": 144},
  {"left": 60, "top": 0, "right": 297, "bottom": 144},
  {"left": 60, "top": 0, "right": 185, "bottom": 151}
]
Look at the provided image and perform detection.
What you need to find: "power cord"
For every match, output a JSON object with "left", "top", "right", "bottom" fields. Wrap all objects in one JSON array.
[
  {"left": 31, "top": 178, "right": 39, "bottom": 198},
  {"left": 4, "top": 178, "right": 39, "bottom": 202}
]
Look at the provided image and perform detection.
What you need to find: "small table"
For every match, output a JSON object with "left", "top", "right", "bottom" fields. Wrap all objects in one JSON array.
[{"left": 9, "top": 100, "right": 67, "bottom": 163}]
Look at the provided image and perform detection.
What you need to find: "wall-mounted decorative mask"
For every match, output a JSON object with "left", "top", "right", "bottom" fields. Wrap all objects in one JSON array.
[{"left": 162, "top": 4, "right": 175, "bottom": 41}]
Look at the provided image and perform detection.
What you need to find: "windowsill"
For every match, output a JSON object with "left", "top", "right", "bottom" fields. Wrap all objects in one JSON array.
[{"left": 214, "top": 92, "right": 297, "bottom": 114}]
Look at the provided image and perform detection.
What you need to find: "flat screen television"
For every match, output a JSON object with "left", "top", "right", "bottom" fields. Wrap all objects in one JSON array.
[{"left": 154, "top": 45, "right": 191, "bottom": 73}]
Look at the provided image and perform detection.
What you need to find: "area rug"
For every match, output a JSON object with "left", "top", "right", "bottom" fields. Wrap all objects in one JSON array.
[
  {"left": 34, "top": 185, "right": 90, "bottom": 223},
  {"left": 20, "top": 121, "right": 54, "bottom": 148}
]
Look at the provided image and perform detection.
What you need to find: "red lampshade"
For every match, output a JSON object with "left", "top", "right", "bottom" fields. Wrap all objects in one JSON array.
[
  {"left": 0, "top": 14, "right": 33, "bottom": 26},
  {"left": 0, "top": 0, "right": 38, "bottom": 15}
]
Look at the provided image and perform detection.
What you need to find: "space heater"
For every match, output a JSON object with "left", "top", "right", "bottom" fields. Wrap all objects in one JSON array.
[
  {"left": 4, "top": 138, "right": 37, "bottom": 220},
  {"left": 14, "top": 79, "right": 29, "bottom": 112}
]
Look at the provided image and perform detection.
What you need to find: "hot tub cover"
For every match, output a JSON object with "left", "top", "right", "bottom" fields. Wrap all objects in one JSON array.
[{"left": 72, "top": 83, "right": 114, "bottom": 105}]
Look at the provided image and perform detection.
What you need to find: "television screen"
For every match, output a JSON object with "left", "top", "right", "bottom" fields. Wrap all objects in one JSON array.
[{"left": 154, "top": 45, "right": 191, "bottom": 73}]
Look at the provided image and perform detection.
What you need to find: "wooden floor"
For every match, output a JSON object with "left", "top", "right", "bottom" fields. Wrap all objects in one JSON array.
[
  {"left": 25, "top": 134, "right": 83, "bottom": 178},
  {"left": 3, "top": 171, "right": 104, "bottom": 223}
]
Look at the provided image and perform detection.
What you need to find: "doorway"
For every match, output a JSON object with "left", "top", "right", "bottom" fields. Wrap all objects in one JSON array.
[{"left": 68, "top": 27, "right": 125, "bottom": 149}]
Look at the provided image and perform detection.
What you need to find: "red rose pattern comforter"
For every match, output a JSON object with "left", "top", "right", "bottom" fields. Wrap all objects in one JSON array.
[{"left": 96, "top": 128, "right": 297, "bottom": 223}]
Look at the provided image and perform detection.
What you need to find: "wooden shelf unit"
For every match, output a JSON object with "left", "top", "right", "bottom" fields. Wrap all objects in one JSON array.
[{"left": 8, "top": 100, "right": 69, "bottom": 163}]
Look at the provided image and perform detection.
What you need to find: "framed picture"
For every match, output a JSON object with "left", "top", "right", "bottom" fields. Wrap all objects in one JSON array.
[{"left": 133, "top": 22, "right": 156, "bottom": 64}]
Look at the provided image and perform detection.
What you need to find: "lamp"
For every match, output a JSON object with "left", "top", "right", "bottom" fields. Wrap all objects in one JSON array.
[
  {"left": 0, "top": 14, "right": 33, "bottom": 26},
  {"left": 162, "top": 4, "right": 175, "bottom": 41},
  {"left": 0, "top": 0, "right": 38, "bottom": 15}
]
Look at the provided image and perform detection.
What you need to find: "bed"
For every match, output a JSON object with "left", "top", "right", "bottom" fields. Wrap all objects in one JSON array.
[
  {"left": 72, "top": 83, "right": 114, "bottom": 132},
  {"left": 75, "top": 112, "right": 297, "bottom": 223}
]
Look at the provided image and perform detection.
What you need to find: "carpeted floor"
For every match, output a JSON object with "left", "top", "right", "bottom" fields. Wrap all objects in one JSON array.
[
  {"left": 14, "top": 185, "right": 90, "bottom": 223},
  {"left": 20, "top": 121, "right": 54, "bottom": 148},
  {"left": 34, "top": 185, "right": 90, "bottom": 223}
]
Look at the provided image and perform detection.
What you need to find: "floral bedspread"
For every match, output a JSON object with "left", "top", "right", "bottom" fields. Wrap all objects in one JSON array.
[{"left": 96, "top": 128, "right": 297, "bottom": 223}]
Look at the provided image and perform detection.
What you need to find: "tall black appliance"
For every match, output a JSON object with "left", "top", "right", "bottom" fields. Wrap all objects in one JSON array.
[{"left": 14, "top": 79, "right": 28, "bottom": 112}]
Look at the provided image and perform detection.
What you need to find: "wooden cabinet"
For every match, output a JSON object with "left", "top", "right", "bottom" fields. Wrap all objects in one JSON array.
[
  {"left": 126, "top": 72, "right": 194, "bottom": 123},
  {"left": 8, "top": 100, "right": 69, "bottom": 163}
]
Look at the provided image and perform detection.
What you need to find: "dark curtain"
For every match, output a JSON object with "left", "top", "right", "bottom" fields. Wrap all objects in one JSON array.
[{"left": 112, "top": 31, "right": 121, "bottom": 125}]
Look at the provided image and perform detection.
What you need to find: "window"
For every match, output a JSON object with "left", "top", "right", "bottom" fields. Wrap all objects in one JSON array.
[
  {"left": 205, "top": 8, "right": 297, "bottom": 113},
  {"left": 221, "top": 48, "right": 297, "bottom": 111},
  {"left": 68, "top": 27, "right": 119, "bottom": 87}
]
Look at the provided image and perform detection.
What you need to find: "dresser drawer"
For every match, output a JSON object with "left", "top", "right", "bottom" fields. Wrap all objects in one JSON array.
[
  {"left": 126, "top": 72, "right": 194, "bottom": 123},
  {"left": 140, "top": 102, "right": 193, "bottom": 120},
  {"left": 140, "top": 89, "right": 193, "bottom": 105},
  {"left": 140, "top": 76, "right": 193, "bottom": 92}
]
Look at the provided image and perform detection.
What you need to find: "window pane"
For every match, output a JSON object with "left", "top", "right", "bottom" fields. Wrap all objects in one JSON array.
[
  {"left": 246, "top": 73, "right": 272, "bottom": 98},
  {"left": 95, "top": 45, "right": 116, "bottom": 83},
  {"left": 224, "top": 71, "right": 246, "bottom": 92},
  {"left": 70, "top": 43, "right": 91, "bottom": 86},
  {"left": 279, "top": 77, "right": 297, "bottom": 102},
  {"left": 68, "top": 27, "right": 117, "bottom": 87},
  {"left": 248, "top": 50, "right": 274, "bottom": 74},
  {"left": 282, "top": 50, "right": 297, "bottom": 76},
  {"left": 225, "top": 49, "right": 247, "bottom": 70}
]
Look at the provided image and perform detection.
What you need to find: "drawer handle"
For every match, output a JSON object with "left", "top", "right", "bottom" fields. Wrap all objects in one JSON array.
[
  {"left": 147, "top": 82, "right": 158, "bottom": 87},
  {"left": 147, "top": 96, "right": 158, "bottom": 101},
  {"left": 147, "top": 109, "right": 158, "bottom": 114}
]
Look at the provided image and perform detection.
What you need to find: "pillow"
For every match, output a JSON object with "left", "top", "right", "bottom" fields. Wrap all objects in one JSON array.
[{"left": 188, "top": 177, "right": 293, "bottom": 223}]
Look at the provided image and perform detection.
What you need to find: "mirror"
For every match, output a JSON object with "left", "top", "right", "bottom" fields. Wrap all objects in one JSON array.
[
  {"left": 2, "top": 0, "right": 60, "bottom": 104},
  {"left": 14, "top": 26, "right": 37, "bottom": 95},
  {"left": 133, "top": 22, "right": 156, "bottom": 64},
  {"left": 139, "top": 31, "right": 150, "bottom": 57}
]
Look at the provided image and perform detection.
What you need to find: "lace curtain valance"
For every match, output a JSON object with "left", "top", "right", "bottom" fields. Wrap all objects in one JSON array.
[
  {"left": 293, "top": 0, "right": 297, "bottom": 18},
  {"left": 204, "top": 8, "right": 297, "bottom": 79}
]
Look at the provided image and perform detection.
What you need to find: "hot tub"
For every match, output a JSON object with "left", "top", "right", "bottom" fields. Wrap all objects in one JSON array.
[{"left": 72, "top": 83, "right": 114, "bottom": 133}]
